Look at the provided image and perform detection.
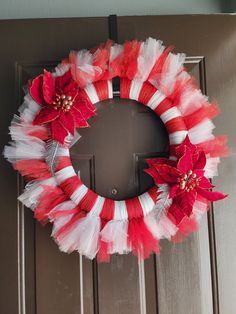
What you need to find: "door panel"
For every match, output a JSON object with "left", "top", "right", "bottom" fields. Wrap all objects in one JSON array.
[
  {"left": 118, "top": 15, "right": 235, "bottom": 314},
  {"left": 70, "top": 96, "right": 168, "bottom": 314},
  {"left": 0, "top": 17, "right": 109, "bottom": 314},
  {"left": 0, "top": 15, "right": 235, "bottom": 314},
  {"left": 153, "top": 59, "right": 213, "bottom": 314}
]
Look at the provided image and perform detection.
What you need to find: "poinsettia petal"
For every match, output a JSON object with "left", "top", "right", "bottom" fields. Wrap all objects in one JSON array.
[
  {"left": 168, "top": 202, "right": 185, "bottom": 225},
  {"left": 169, "top": 184, "right": 179, "bottom": 198},
  {"left": 144, "top": 168, "right": 166, "bottom": 184},
  {"left": 51, "top": 120, "right": 69, "bottom": 144},
  {"left": 182, "top": 135, "right": 197, "bottom": 153},
  {"left": 155, "top": 164, "right": 180, "bottom": 183},
  {"left": 176, "top": 190, "right": 197, "bottom": 216},
  {"left": 194, "top": 150, "right": 206, "bottom": 170},
  {"left": 187, "top": 190, "right": 197, "bottom": 208},
  {"left": 145, "top": 158, "right": 177, "bottom": 168},
  {"left": 43, "top": 69, "right": 55, "bottom": 104},
  {"left": 175, "top": 135, "right": 197, "bottom": 158},
  {"left": 71, "top": 107, "right": 89, "bottom": 128},
  {"left": 59, "top": 111, "right": 75, "bottom": 135},
  {"left": 191, "top": 151, "right": 199, "bottom": 167},
  {"left": 55, "top": 70, "right": 74, "bottom": 92},
  {"left": 196, "top": 188, "right": 228, "bottom": 201},
  {"left": 30, "top": 75, "right": 45, "bottom": 106},
  {"left": 77, "top": 92, "right": 96, "bottom": 112},
  {"left": 177, "top": 146, "right": 193, "bottom": 174},
  {"left": 198, "top": 176, "right": 215, "bottom": 189},
  {"left": 194, "top": 169, "right": 205, "bottom": 177},
  {"left": 33, "top": 107, "right": 60, "bottom": 125},
  {"left": 63, "top": 81, "right": 78, "bottom": 94},
  {"left": 74, "top": 98, "right": 96, "bottom": 120}
]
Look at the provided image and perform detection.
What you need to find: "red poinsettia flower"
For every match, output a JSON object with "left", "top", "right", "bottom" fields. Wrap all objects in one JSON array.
[
  {"left": 145, "top": 136, "right": 227, "bottom": 219},
  {"left": 29, "top": 69, "right": 96, "bottom": 143}
]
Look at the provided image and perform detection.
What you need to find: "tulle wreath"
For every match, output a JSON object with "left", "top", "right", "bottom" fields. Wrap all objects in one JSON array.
[{"left": 4, "top": 38, "right": 229, "bottom": 261}]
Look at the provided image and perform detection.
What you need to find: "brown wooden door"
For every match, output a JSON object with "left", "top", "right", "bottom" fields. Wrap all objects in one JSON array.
[{"left": 0, "top": 15, "right": 235, "bottom": 314}]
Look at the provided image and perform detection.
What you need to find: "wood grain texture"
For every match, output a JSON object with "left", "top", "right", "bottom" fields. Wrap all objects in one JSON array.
[
  {"left": 118, "top": 15, "right": 235, "bottom": 314},
  {"left": 0, "top": 15, "right": 235, "bottom": 314},
  {"left": 73, "top": 96, "right": 167, "bottom": 314},
  {"left": 0, "top": 17, "right": 108, "bottom": 314}
]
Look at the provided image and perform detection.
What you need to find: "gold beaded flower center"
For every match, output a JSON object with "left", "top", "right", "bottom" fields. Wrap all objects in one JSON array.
[
  {"left": 178, "top": 170, "right": 201, "bottom": 192},
  {"left": 53, "top": 94, "right": 73, "bottom": 112}
]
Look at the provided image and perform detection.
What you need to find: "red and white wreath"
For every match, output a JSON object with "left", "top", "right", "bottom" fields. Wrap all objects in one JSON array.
[{"left": 4, "top": 38, "right": 228, "bottom": 261}]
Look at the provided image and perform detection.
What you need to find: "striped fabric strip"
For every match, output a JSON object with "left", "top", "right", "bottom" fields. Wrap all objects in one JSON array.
[
  {"left": 93, "top": 80, "right": 112, "bottom": 101},
  {"left": 125, "top": 197, "right": 144, "bottom": 219},
  {"left": 120, "top": 78, "right": 132, "bottom": 99},
  {"left": 160, "top": 107, "right": 181, "bottom": 124},
  {"left": 88, "top": 196, "right": 105, "bottom": 216},
  {"left": 108, "top": 80, "right": 113, "bottom": 99},
  {"left": 138, "top": 82, "right": 157, "bottom": 105},
  {"left": 146, "top": 90, "right": 166, "bottom": 110},
  {"left": 59, "top": 176, "right": 82, "bottom": 198},
  {"left": 70, "top": 184, "right": 89, "bottom": 205},
  {"left": 138, "top": 192, "right": 155, "bottom": 215},
  {"left": 84, "top": 83, "right": 100, "bottom": 104},
  {"left": 55, "top": 166, "right": 76, "bottom": 184},
  {"left": 83, "top": 80, "right": 113, "bottom": 105},
  {"left": 55, "top": 156, "right": 72, "bottom": 171},
  {"left": 165, "top": 116, "right": 187, "bottom": 134},
  {"left": 78, "top": 189, "right": 98, "bottom": 212},
  {"left": 114, "top": 200, "right": 128, "bottom": 220},
  {"left": 154, "top": 98, "right": 173, "bottom": 116},
  {"left": 169, "top": 130, "right": 188, "bottom": 145},
  {"left": 100, "top": 198, "right": 115, "bottom": 221},
  {"left": 129, "top": 80, "right": 144, "bottom": 101}
]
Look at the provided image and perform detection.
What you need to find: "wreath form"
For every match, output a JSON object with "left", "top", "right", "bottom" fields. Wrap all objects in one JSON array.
[
  {"left": 4, "top": 38, "right": 228, "bottom": 261},
  {"left": 54, "top": 78, "right": 187, "bottom": 219}
]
